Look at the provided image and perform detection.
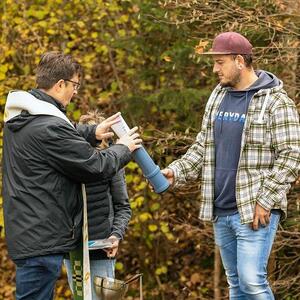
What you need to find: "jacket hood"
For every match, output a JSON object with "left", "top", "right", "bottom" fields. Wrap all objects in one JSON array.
[
  {"left": 4, "top": 90, "right": 73, "bottom": 132},
  {"left": 215, "top": 70, "right": 283, "bottom": 96},
  {"left": 247, "top": 70, "right": 280, "bottom": 91},
  {"left": 29, "top": 88, "right": 66, "bottom": 113},
  {"left": 6, "top": 111, "right": 37, "bottom": 132}
]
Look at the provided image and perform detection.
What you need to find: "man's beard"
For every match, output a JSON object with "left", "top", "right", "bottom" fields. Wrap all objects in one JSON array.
[{"left": 220, "top": 70, "right": 241, "bottom": 88}]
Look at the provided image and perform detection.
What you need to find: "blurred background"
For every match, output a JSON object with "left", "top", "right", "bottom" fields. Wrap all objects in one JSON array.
[{"left": 0, "top": 0, "right": 299, "bottom": 299}]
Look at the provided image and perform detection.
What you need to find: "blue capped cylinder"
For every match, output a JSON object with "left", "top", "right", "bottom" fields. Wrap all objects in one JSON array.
[
  {"left": 132, "top": 146, "right": 169, "bottom": 193},
  {"left": 111, "top": 115, "right": 169, "bottom": 194}
]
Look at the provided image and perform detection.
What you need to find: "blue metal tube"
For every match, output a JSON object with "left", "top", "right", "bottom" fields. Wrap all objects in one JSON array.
[
  {"left": 111, "top": 115, "right": 169, "bottom": 194},
  {"left": 132, "top": 146, "right": 169, "bottom": 193}
]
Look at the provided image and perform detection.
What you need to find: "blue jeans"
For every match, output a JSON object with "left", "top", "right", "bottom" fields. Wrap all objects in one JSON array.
[
  {"left": 213, "top": 212, "right": 280, "bottom": 300},
  {"left": 14, "top": 254, "right": 64, "bottom": 300},
  {"left": 64, "top": 258, "right": 116, "bottom": 300}
]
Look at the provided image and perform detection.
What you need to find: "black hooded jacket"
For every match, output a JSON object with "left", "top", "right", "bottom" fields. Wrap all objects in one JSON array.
[
  {"left": 2, "top": 89, "right": 131, "bottom": 260},
  {"left": 87, "top": 166, "right": 131, "bottom": 260}
]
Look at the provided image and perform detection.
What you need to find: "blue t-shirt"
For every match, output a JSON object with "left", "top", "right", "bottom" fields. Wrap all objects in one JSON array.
[{"left": 213, "top": 71, "right": 280, "bottom": 216}]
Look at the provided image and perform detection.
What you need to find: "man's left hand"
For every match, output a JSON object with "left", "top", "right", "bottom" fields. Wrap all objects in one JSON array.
[{"left": 251, "top": 203, "right": 270, "bottom": 231}]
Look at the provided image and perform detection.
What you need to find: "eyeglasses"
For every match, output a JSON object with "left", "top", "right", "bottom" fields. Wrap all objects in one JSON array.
[{"left": 64, "top": 79, "right": 81, "bottom": 91}]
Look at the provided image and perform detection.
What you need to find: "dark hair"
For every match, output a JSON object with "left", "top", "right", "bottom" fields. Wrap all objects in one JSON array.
[
  {"left": 36, "top": 51, "right": 82, "bottom": 89},
  {"left": 232, "top": 54, "right": 253, "bottom": 68}
]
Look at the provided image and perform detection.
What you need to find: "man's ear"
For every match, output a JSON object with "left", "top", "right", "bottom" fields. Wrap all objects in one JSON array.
[
  {"left": 235, "top": 55, "right": 245, "bottom": 69},
  {"left": 54, "top": 79, "right": 65, "bottom": 92}
]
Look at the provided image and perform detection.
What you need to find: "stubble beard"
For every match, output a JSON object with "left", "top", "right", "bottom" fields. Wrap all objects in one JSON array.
[{"left": 220, "top": 69, "right": 241, "bottom": 88}]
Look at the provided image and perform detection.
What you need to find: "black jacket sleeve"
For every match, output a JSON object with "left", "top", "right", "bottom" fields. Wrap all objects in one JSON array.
[
  {"left": 110, "top": 168, "right": 132, "bottom": 240},
  {"left": 75, "top": 123, "right": 98, "bottom": 147},
  {"left": 43, "top": 120, "right": 132, "bottom": 183}
]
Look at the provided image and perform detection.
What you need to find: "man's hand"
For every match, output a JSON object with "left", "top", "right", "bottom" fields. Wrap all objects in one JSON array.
[
  {"left": 95, "top": 112, "right": 121, "bottom": 140},
  {"left": 251, "top": 203, "right": 270, "bottom": 230},
  {"left": 148, "top": 168, "right": 174, "bottom": 192},
  {"left": 161, "top": 168, "right": 174, "bottom": 186},
  {"left": 104, "top": 235, "right": 119, "bottom": 258},
  {"left": 116, "top": 127, "right": 142, "bottom": 152}
]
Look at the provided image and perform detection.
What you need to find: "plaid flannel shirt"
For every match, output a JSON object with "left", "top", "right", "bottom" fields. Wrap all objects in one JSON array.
[{"left": 169, "top": 80, "right": 300, "bottom": 224}]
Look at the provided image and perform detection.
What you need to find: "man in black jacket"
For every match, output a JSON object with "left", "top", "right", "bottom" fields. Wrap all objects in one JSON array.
[{"left": 2, "top": 51, "right": 142, "bottom": 300}]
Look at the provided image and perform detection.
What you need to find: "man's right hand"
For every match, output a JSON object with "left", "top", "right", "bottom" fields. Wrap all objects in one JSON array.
[
  {"left": 116, "top": 126, "right": 142, "bottom": 152},
  {"left": 95, "top": 112, "right": 121, "bottom": 140},
  {"left": 161, "top": 168, "right": 174, "bottom": 185}
]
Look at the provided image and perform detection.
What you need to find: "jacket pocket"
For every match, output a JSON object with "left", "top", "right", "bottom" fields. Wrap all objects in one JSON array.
[{"left": 247, "top": 120, "right": 267, "bottom": 145}]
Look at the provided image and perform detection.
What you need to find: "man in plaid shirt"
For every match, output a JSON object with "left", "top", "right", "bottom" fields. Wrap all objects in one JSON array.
[{"left": 162, "top": 32, "right": 300, "bottom": 299}]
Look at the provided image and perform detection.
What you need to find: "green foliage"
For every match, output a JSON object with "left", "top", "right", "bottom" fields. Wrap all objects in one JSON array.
[
  {"left": 0, "top": 0, "right": 299, "bottom": 299},
  {"left": 122, "top": 88, "right": 209, "bottom": 130}
]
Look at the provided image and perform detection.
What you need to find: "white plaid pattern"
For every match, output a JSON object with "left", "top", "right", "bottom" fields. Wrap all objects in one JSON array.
[{"left": 169, "top": 82, "right": 300, "bottom": 224}]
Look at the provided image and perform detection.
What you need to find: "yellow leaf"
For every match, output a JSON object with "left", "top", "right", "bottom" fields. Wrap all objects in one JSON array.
[
  {"left": 14, "top": 17, "right": 23, "bottom": 24},
  {"left": 139, "top": 212, "right": 152, "bottom": 222},
  {"left": 148, "top": 224, "right": 158, "bottom": 232},
  {"left": 130, "top": 201, "right": 137, "bottom": 209},
  {"left": 67, "top": 41, "right": 75, "bottom": 48},
  {"left": 47, "top": 29, "right": 56, "bottom": 35},
  {"left": 38, "top": 20, "right": 48, "bottom": 28},
  {"left": 95, "top": 45, "right": 108, "bottom": 55},
  {"left": 155, "top": 268, "right": 162, "bottom": 275},
  {"left": 126, "top": 174, "right": 133, "bottom": 183},
  {"left": 56, "top": 285, "right": 63, "bottom": 294},
  {"left": 155, "top": 265, "right": 168, "bottom": 275},
  {"left": 166, "top": 233, "right": 174, "bottom": 240},
  {"left": 0, "top": 97, "right": 6, "bottom": 105},
  {"left": 160, "top": 223, "right": 169, "bottom": 233},
  {"left": 150, "top": 203, "right": 160, "bottom": 212},
  {"left": 133, "top": 175, "right": 141, "bottom": 184},
  {"left": 195, "top": 40, "right": 209, "bottom": 54},
  {"left": 108, "top": 20, "right": 114, "bottom": 27},
  {"left": 135, "top": 196, "right": 144, "bottom": 207},
  {"left": 163, "top": 56, "right": 172, "bottom": 62},
  {"left": 136, "top": 181, "right": 147, "bottom": 191},
  {"left": 91, "top": 32, "right": 98, "bottom": 39},
  {"left": 139, "top": 82, "right": 153, "bottom": 91},
  {"left": 118, "top": 29, "right": 126, "bottom": 37},
  {"left": 120, "top": 15, "right": 129, "bottom": 23},
  {"left": 0, "top": 64, "right": 8, "bottom": 73},
  {"left": 77, "top": 21, "right": 85, "bottom": 28},
  {"left": 115, "top": 262, "right": 124, "bottom": 270}
]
